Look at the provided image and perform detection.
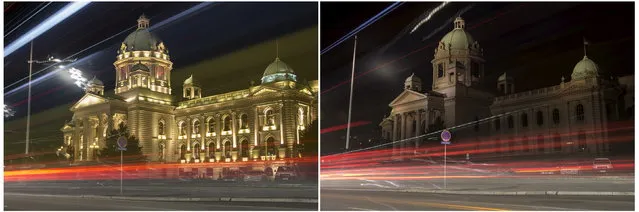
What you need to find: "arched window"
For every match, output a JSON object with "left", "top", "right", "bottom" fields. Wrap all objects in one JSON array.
[
  {"left": 576, "top": 104, "right": 584, "bottom": 121},
  {"left": 193, "top": 120, "right": 200, "bottom": 134},
  {"left": 223, "top": 116, "right": 231, "bottom": 131},
  {"left": 180, "top": 144, "right": 187, "bottom": 159},
  {"left": 240, "top": 140, "right": 249, "bottom": 158},
  {"left": 193, "top": 143, "right": 200, "bottom": 159},
  {"left": 208, "top": 142, "right": 216, "bottom": 158},
  {"left": 158, "top": 121, "right": 165, "bottom": 135},
  {"left": 240, "top": 114, "right": 248, "bottom": 129},
  {"left": 266, "top": 137, "right": 276, "bottom": 156},
  {"left": 552, "top": 109, "right": 560, "bottom": 124},
  {"left": 207, "top": 118, "right": 215, "bottom": 133},
  {"left": 521, "top": 113, "right": 528, "bottom": 127},
  {"left": 265, "top": 110, "right": 275, "bottom": 126},
  {"left": 223, "top": 141, "right": 232, "bottom": 158},
  {"left": 536, "top": 111, "right": 544, "bottom": 126},
  {"left": 494, "top": 118, "right": 501, "bottom": 131},
  {"left": 179, "top": 122, "right": 186, "bottom": 136},
  {"left": 507, "top": 115, "right": 514, "bottom": 129}
]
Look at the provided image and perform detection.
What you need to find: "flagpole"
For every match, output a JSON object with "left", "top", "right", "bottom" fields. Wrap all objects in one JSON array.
[{"left": 345, "top": 36, "right": 358, "bottom": 151}]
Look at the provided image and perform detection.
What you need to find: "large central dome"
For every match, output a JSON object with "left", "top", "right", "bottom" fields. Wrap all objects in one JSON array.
[
  {"left": 122, "top": 15, "right": 162, "bottom": 51},
  {"left": 439, "top": 17, "right": 477, "bottom": 50}
]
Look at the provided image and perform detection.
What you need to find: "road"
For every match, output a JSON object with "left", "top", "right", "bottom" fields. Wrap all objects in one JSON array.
[
  {"left": 5, "top": 179, "right": 317, "bottom": 210},
  {"left": 5, "top": 193, "right": 314, "bottom": 211},
  {"left": 321, "top": 189, "right": 635, "bottom": 211}
]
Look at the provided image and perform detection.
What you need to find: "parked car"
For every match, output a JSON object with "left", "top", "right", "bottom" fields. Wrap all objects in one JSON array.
[
  {"left": 243, "top": 170, "right": 266, "bottom": 182},
  {"left": 559, "top": 162, "right": 582, "bottom": 175},
  {"left": 274, "top": 166, "right": 297, "bottom": 181},
  {"left": 593, "top": 158, "right": 613, "bottom": 173}
]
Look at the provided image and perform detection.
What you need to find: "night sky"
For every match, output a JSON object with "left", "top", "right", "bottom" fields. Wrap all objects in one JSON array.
[
  {"left": 320, "top": 2, "right": 634, "bottom": 153},
  {"left": 3, "top": 2, "right": 318, "bottom": 155}
]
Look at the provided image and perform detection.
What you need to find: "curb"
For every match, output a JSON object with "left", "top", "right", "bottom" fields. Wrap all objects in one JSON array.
[
  {"left": 5, "top": 193, "right": 318, "bottom": 203},
  {"left": 322, "top": 188, "right": 634, "bottom": 196}
]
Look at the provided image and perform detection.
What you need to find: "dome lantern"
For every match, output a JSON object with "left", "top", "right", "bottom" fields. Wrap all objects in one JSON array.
[
  {"left": 137, "top": 14, "right": 149, "bottom": 29},
  {"left": 454, "top": 17, "right": 465, "bottom": 29}
]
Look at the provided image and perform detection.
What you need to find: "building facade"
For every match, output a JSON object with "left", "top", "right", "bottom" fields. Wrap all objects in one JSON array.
[
  {"left": 381, "top": 17, "right": 633, "bottom": 158},
  {"left": 60, "top": 15, "right": 318, "bottom": 165}
]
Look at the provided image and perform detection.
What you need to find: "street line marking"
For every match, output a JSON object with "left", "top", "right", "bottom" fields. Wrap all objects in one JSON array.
[{"left": 348, "top": 207, "right": 376, "bottom": 211}]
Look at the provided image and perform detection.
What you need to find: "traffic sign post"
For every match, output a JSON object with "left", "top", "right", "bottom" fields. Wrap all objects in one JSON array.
[
  {"left": 440, "top": 130, "right": 451, "bottom": 189},
  {"left": 117, "top": 136, "right": 127, "bottom": 195}
]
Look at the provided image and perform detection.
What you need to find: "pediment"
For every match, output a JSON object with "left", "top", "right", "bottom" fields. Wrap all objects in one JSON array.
[
  {"left": 389, "top": 90, "right": 427, "bottom": 107},
  {"left": 252, "top": 86, "right": 280, "bottom": 96},
  {"left": 71, "top": 93, "right": 108, "bottom": 111}
]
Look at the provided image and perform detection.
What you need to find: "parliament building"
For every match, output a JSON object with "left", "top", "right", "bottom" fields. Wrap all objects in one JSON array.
[
  {"left": 60, "top": 15, "right": 318, "bottom": 166},
  {"left": 380, "top": 17, "right": 634, "bottom": 158}
]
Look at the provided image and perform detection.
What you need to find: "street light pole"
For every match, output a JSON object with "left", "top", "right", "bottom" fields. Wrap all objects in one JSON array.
[
  {"left": 25, "top": 41, "right": 33, "bottom": 156},
  {"left": 345, "top": 35, "right": 358, "bottom": 151}
]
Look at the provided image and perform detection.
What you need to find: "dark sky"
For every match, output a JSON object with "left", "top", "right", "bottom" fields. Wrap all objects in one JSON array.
[
  {"left": 320, "top": 2, "right": 634, "bottom": 153},
  {"left": 3, "top": 2, "right": 318, "bottom": 155}
]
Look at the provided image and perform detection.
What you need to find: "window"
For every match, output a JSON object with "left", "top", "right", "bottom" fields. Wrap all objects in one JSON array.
[
  {"left": 521, "top": 113, "right": 528, "bottom": 127},
  {"left": 576, "top": 104, "right": 584, "bottom": 121},
  {"left": 193, "top": 120, "right": 200, "bottom": 134},
  {"left": 536, "top": 111, "right": 544, "bottom": 126},
  {"left": 179, "top": 122, "right": 186, "bottom": 136},
  {"left": 158, "top": 121, "right": 165, "bottom": 135},
  {"left": 265, "top": 110, "right": 275, "bottom": 126},
  {"left": 437, "top": 64, "right": 444, "bottom": 78},
  {"left": 552, "top": 109, "right": 560, "bottom": 124},
  {"left": 155, "top": 66, "right": 165, "bottom": 80},
  {"left": 240, "top": 114, "right": 248, "bottom": 129},
  {"left": 223, "top": 116, "right": 231, "bottom": 131},
  {"left": 507, "top": 115, "right": 514, "bottom": 129},
  {"left": 208, "top": 118, "right": 215, "bottom": 133},
  {"left": 494, "top": 119, "right": 501, "bottom": 131}
]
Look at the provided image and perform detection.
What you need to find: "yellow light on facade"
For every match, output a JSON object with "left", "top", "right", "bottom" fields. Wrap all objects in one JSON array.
[{"left": 144, "top": 51, "right": 150, "bottom": 57}]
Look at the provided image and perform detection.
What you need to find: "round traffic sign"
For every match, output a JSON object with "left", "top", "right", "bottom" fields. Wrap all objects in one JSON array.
[
  {"left": 441, "top": 130, "right": 451, "bottom": 142},
  {"left": 117, "top": 136, "right": 128, "bottom": 149}
]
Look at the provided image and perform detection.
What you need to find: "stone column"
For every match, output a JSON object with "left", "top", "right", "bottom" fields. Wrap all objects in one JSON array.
[
  {"left": 401, "top": 112, "right": 407, "bottom": 155},
  {"left": 231, "top": 112, "right": 237, "bottom": 148},
  {"left": 416, "top": 110, "right": 422, "bottom": 150},
  {"left": 200, "top": 115, "right": 206, "bottom": 160}
]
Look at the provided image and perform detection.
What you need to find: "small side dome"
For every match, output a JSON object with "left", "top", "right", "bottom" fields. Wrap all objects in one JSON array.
[
  {"left": 571, "top": 56, "right": 600, "bottom": 80},
  {"left": 87, "top": 76, "right": 103, "bottom": 86},
  {"left": 183, "top": 74, "right": 199, "bottom": 86},
  {"left": 404, "top": 73, "right": 422, "bottom": 92},
  {"left": 405, "top": 73, "right": 422, "bottom": 84},
  {"left": 261, "top": 58, "right": 297, "bottom": 84}
]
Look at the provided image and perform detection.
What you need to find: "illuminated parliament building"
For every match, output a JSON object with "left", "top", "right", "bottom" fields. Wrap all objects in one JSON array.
[
  {"left": 60, "top": 15, "right": 318, "bottom": 165},
  {"left": 380, "top": 17, "right": 633, "bottom": 158}
]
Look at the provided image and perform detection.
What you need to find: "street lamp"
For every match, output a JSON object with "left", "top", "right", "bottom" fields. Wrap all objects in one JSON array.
[{"left": 24, "top": 41, "right": 77, "bottom": 156}]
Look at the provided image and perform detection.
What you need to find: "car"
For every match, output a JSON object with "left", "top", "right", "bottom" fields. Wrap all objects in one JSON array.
[
  {"left": 274, "top": 166, "right": 297, "bottom": 181},
  {"left": 559, "top": 162, "right": 582, "bottom": 175},
  {"left": 593, "top": 158, "right": 613, "bottom": 173},
  {"left": 243, "top": 170, "right": 266, "bottom": 182}
]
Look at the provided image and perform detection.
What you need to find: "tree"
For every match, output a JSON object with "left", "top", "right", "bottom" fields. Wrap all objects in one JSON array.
[{"left": 99, "top": 123, "right": 145, "bottom": 163}]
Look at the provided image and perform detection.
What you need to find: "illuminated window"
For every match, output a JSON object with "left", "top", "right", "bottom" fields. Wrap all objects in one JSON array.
[
  {"left": 240, "top": 114, "right": 248, "bottom": 129},
  {"left": 223, "top": 116, "right": 231, "bottom": 131},
  {"left": 265, "top": 110, "right": 275, "bottom": 126},
  {"left": 158, "top": 121, "right": 165, "bottom": 135},
  {"left": 179, "top": 122, "right": 186, "bottom": 136},
  {"left": 208, "top": 118, "right": 215, "bottom": 133},
  {"left": 193, "top": 120, "right": 200, "bottom": 134}
]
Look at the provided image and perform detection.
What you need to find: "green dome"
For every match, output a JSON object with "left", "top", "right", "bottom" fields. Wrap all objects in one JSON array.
[
  {"left": 123, "top": 29, "right": 161, "bottom": 51},
  {"left": 184, "top": 74, "right": 199, "bottom": 86},
  {"left": 439, "top": 17, "right": 477, "bottom": 50},
  {"left": 571, "top": 56, "right": 600, "bottom": 80},
  {"left": 261, "top": 58, "right": 297, "bottom": 84}
]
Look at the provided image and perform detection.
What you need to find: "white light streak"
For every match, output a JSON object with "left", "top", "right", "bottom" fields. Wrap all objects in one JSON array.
[
  {"left": 68, "top": 67, "right": 87, "bottom": 90},
  {"left": 410, "top": 2, "right": 450, "bottom": 34},
  {"left": 5, "top": 2, "right": 91, "bottom": 57}
]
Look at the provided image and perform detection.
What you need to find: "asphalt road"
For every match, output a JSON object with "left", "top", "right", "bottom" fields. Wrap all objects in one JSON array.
[
  {"left": 5, "top": 179, "right": 318, "bottom": 198},
  {"left": 321, "top": 189, "right": 635, "bottom": 211},
  {"left": 4, "top": 193, "right": 315, "bottom": 211}
]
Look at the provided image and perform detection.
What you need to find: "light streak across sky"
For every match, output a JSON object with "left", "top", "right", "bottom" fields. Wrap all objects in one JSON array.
[
  {"left": 321, "top": 2, "right": 404, "bottom": 55},
  {"left": 410, "top": 1, "right": 450, "bottom": 34},
  {"left": 4, "top": 2, "right": 91, "bottom": 57}
]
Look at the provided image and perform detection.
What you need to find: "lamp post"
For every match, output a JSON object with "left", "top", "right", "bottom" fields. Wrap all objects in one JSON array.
[{"left": 25, "top": 41, "right": 77, "bottom": 157}]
